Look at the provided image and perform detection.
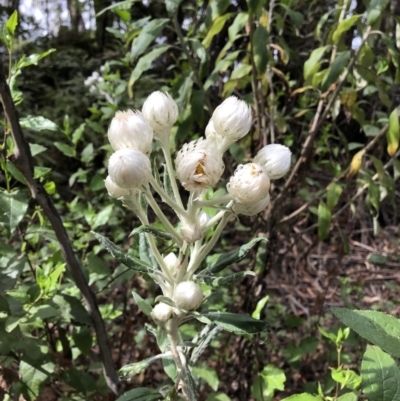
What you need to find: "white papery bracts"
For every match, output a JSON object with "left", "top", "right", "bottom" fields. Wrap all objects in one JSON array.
[
  {"left": 227, "top": 163, "right": 270, "bottom": 204},
  {"left": 253, "top": 144, "right": 291, "bottom": 180},
  {"left": 175, "top": 138, "right": 224, "bottom": 192},
  {"left": 151, "top": 302, "right": 173, "bottom": 323},
  {"left": 181, "top": 222, "right": 202, "bottom": 243},
  {"left": 104, "top": 175, "right": 132, "bottom": 199},
  {"left": 108, "top": 148, "right": 152, "bottom": 189},
  {"left": 233, "top": 193, "right": 271, "bottom": 216},
  {"left": 174, "top": 281, "right": 203, "bottom": 311},
  {"left": 142, "top": 91, "right": 179, "bottom": 140},
  {"left": 108, "top": 110, "right": 153, "bottom": 155},
  {"left": 164, "top": 252, "right": 179, "bottom": 272}
]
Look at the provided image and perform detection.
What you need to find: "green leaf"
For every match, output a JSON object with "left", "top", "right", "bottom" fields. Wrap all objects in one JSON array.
[
  {"left": 327, "top": 183, "right": 343, "bottom": 210},
  {"left": 130, "top": 225, "right": 174, "bottom": 241},
  {"left": 54, "top": 142, "right": 76, "bottom": 158},
  {"left": 321, "top": 51, "right": 350, "bottom": 92},
  {"left": 206, "top": 393, "right": 231, "bottom": 401},
  {"left": 201, "top": 237, "right": 267, "bottom": 275},
  {"left": 331, "top": 308, "right": 400, "bottom": 357},
  {"left": 119, "top": 355, "right": 168, "bottom": 381},
  {"left": 336, "top": 393, "right": 358, "bottom": 401},
  {"left": 304, "top": 46, "right": 329, "bottom": 80},
  {"left": 131, "top": 19, "right": 169, "bottom": 60},
  {"left": 202, "top": 13, "right": 234, "bottom": 48},
  {"left": 6, "top": 10, "right": 18, "bottom": 36},
  {"left": 228, "top": 12, "right": 248, "bottom": 42},
  {"left": 92, "top": 232, "right": 154, "bottom": 274},
  {"left": 253, "top": 25, "right": 268, "bottom": 75},
  {"left": 129, "top": 45, "right": 171, "bottom": 95},
  {"left": 318, "top": 201, "right": 331, "bottom": 241},
  {"left": 361, "top": 345, "right": 400, "bottom": 401},
  {"left": 387, "top": 108, "right": 399, "bottom": 156},
  {"left": 367, "top": 253, "right": 387, "bottom": 265},
  {"left": 154, "top": 296, "right": 176, "bottom": 308},
  {"left": 332, "top": 15, "right": 361, "bottom": 44},
  {"left": 0, "top": 189, "right": 29, "bottom": 234},
  {"left": 132, "top": 290, "right": 153, "bottom": 317},
  {"left": 252, "top": 295, "right": 269, "bottom": 320},
  {"left": 367, "top": 0, "right": 390, "bottom": 25},
  {"left": 193, "top": 365, "right": 219, "bottom": 391},
  {"left": 330, "top": 367, "right": 361, "bottom": 390},
  {"left": 166, "top": 0, "right": 183, "bottom": 15},
  {"left": 20, "top": 361, "right": 54, "bottom": 398},
  {"left": 197, "top": 312, "right": 269, "bottom": 334},
  {"left": 72, "top": 327, "right": 92, "bottom": 355},
  {"left": 29, "top": 143, "right": 47, "bottom": 157},
  {"left": 252, "top": 365, "right": 286, "bottom": 401},
  {"left": 281, "top": 395, "right": 323, "bottom": 401},
  {"left": 20, "top": 116, "right": 58, "bottom": 132},
  {"left": 199, "top": 271, "right": 255, "bottom": 287},
  {"left": 116, "top": 387, "right": 162, "bottom": 401}
]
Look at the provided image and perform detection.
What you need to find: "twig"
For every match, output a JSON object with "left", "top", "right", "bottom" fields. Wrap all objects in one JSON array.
[{"left": 0, "top": 60, "right": 121, "bottom": 396}]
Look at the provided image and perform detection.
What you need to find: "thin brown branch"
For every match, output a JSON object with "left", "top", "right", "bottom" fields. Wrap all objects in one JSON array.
[{"left": 0, "top": 60, "right": 120, "bottom": 396}]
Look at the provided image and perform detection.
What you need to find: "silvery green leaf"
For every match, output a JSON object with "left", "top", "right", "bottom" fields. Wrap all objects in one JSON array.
[{"left": 130, "top": 225, "right": 174, "bottom": 241}]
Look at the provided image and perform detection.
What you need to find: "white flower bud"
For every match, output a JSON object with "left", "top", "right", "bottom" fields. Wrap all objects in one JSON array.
[
  {"left": 205, "top": 119, "right": 231, "bottom": 153},
  {"left": 164, "top": 252, "right": 178, "bottom": 271},
  {"left": 108, "top": 110, "right": 153, "bottom": 154},
  {"left": 212, "top": 96, "right": 252, "bottom": 141},
  {"left": 175, "top": 138, "right": 224, "bottom": 192},
  {"left": 197, "top": 211, "right": 209, "bottom": 228},
  {"left": 151, "top": 303, "right": 173, "bottom": 323},
  {"left": 233, "top": 193, "right": 271, "bottom": 216},
  {"left": 227, "top": 163, "right": 270, "bottom": 204},
  {"left": 174, "top": 281, "right": 203, "bottom": 311},
  {"left": 104, "top": 175, "right": 132, "bottom": 199},
  {"left": 108, "top": 149, "right": 152, "bottom": 189},
  {"left": 142, "top": 91, "right": 179, "bottom": 139},
  {"left": 253, "top": 144, "right": 291, "bottom": 180},
  {"left": 181, "top": 223, "right": 202, "bottom": 243}
]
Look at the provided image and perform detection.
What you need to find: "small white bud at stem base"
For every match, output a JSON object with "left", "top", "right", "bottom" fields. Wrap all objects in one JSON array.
[{"left": 174, "top": 281, "right": 203, "bottom": 311}]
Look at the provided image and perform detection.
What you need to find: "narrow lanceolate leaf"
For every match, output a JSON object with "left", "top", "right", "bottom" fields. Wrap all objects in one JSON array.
[
  {"left": 321, "top": 50, "right": 350, "bottom": 92},
  {"left": 6, "top": 10, "right": 18, "bottom": 36},
  {"left": 154, "top": 296, "right": 176, "bottom": 308},
  {"left": 0, "top": 190, "right": 29, "bottom": 235},
  {"left": 326, "top": 182, "right": 343, "bottom": 210},
  {"left": 387, "top": 108, "right": 400, "bottom": 156},
  {"left": 361, "top": 345, "right": 400, "bottom": 401},
  {"left": 367, "top": 0, "right": 391, "bottom": 25},
  {"left": 200, "top": 237, "right": 267, "bottom": 275},
  {"left": 317, "top": 201, "right": 331, "bottom": 241},
  {"left": 91, "top": 232, "right": 154, "bottom": 273},
  {"left": 115, "top": 387, "right": 162, "bottom": 401},
  {"left": 119, "top": 355, "right": 167, "bottom": 380},
  {"left": 196, "top": 312, "right": 269, "bottom": 334},
  {"left": 252, "top": 25, "right": 268, "bottom": 75},
  {"left": 198, "top": 271, "right": 255, "bottom": 287},
  {"left": 132, "top": 290, "right": 153, "bottom": 317},
  {"left": 331, "top": 308, "right": 400, "bottom": 357},
  {"left": 130, "top": 225, "right": 174, "bottom": 241},
  {"left": 281, "top": 395, "right": 323, "bottom": 401},
  {"left": 303, "top": 46, "right": 329, "bottom": 81},
  {"left": 202, "top": 13, "right": 233, "bottom": 48},
  {"left": 332, "top": 15, "right": 361, "bottom": 44}
]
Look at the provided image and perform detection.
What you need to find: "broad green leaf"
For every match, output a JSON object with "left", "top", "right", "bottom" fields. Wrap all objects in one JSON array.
[
  {"left": 193, "top": 365, "right": 219, "bottom": 391},
  {"left": 96, "top": 0, "right": 140, "bottom": 16},
  {"left": 201, "top": 237, "right": 267, "bottom": 275},
  {"left": 206, "top": 393, "right": 231, "bottom": 401},
  {"left": 321, "top": 51, "right": 350, "bottom": 92},
  {"left": 387, "top": 108, "right": 399, "bottom": 156},
  {"left": 330, "top": 367, "right": 361, "bottom": 390},
  {"left": 361, "top": 345, "right": 400, "bottom": 401},
  {"left": 92, "top": 232, "right": 154, "bottom": 273},
  {"left": 281, "top": 395, "right": 323, "bottom": 401},
  {"left": 130, "top": 225, "right": 174, "bottom": 241},
  {"left": 331, "top": 308, "right": 400, "bottom": 357},
  {"left": 202, "top": 13, "right": 234, "bottom": 48},
  {"left": 54, "top": 142, "right": 76, "bottom": 158},
  {"left": 327, "top": 182, "right": 343, "bottom": 210},
  {"left": 246, "top": 0, "right": 263, "bottom": 14},
  {"left": 29, "top": 143, "right": 47, "bottom": 157},
  {"left": 198, "top": 271, "right": 255, "bottom": 287},
  {"left": 72, "top": 326, "right": 92, "bottom": 354},
  {"left": 0, "top": 190, "right": 29, "bottom": 235},
  {"left": 129, "top": 45, "right": 171, "bottom": 95},
  {"left": 279, "top": 4, "right": 304, "bottom": 28},
  {"left": 20, "top": 116, "right": 58, "bottom": 132},
  {"left": 116, "top": 387, "right": 162, "bottom": 401},
  {"left": 166, "top": 0, "right": 183, "bottom": 15},
  {"left": 6, "top": 10, "right": 18, "bottom": 36},
  {"left": 337, "top": 393, "right": 358, "bottom": 401},
  {"left": 131, "top": 19, "right": 169, "bottom": 60},
  {"left": 253, "top": 25, "right": 268, "bottom": 75},
  {"left": 92, "top": 204, "right": 114, "bottom": 229},
  {"left": 367, "top": 253, "right": 387, "bottom": 265},
  {"left": 317, "top": 201, "right": 331, "bottom": 241},
  {"left": 132, "top": 290, "right": 153, "bottom": 317},
  {"left": 304, "top": 46, "right": 329, "bottom": 80},
  {"left": 332, "top": 15, "right": 361, "bottom": 44},
  {"left": 197, "top": 312, "right": 269, "bottom": 334},
  {"left": 230, "top": 63, "right": 252, "bottom": 80},
  {"left": 228, "top": 12, "right": 248, "bottom": 42},
  {"left": 367, "top": 0, "right": 390, "bottom": 25},
  {"left": 15, "top": 49, "right": 56, "bottom": 69},
  {"left": 20, "top": 361, "right": 54, "bottom": 398},
  {"left": 252, "top": 365, "right": 286, "bottom": 401}
]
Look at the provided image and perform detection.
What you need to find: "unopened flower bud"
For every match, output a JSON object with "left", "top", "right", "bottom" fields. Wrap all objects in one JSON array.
[
  {"left": 253, "top": 144, "right": 291, "bottom": 180},
  {"left": 151, "top": 303, "right": 173, "bottom": 323},
  {"left": 174, "top": 281, "right": 203, "bottom": 311},
  {"left": 142, "top": 91, "right": 179, "bottom": 139},
  {"left": 105, "top": 175, "right": 132, "bottom": 198},
  {"left": 205, "top": 119, "right": 231, "bottom": 153},
  {"left": 175, "top": 138, "right": 224, "bottom": 192},
  {"left": 164, "top": 252, "right": 178, "bottom": 271},
  {"left": 212, "top": 96, "right": 252, "bottom": 141},
  {"left": 233, "top": 193, "right": 271, "bottom": 216},
  {"left": 181, "top": 223, "right": 202, "bottom": 243},
  {"left": 108, "top": 149, "right": 151, "bottom": 189},
  {"left": 227, "top": 163, "right": 270, "bottom": 204},
  {"left": 108, "top": 110, "right": 153, "bottom": 154},
  {"left": 197, "top": 211, "right": 209, "bottom": 228}
]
